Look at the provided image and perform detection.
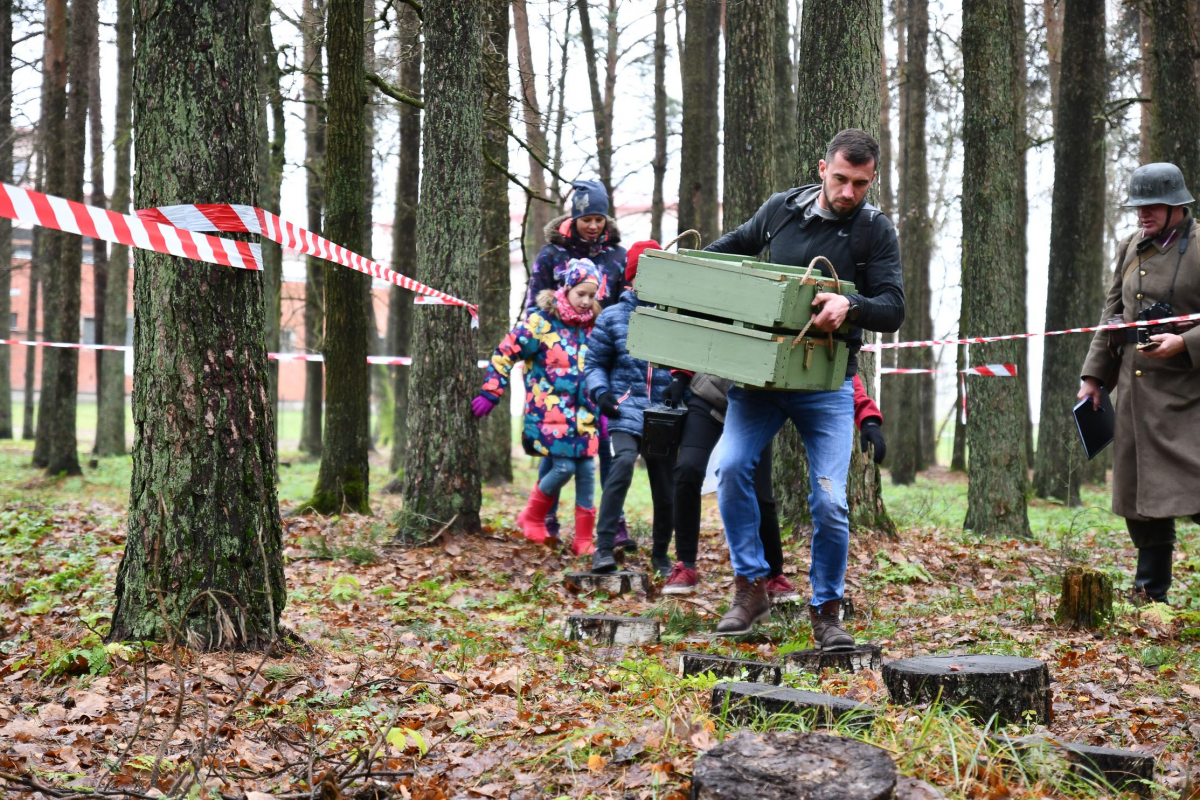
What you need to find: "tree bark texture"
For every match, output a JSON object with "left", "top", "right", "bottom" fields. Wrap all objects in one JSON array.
[
  {"left": 878, "top": 47, "right": 895, "bottom": 222},
  {"left": 773, "top": 0, "right": 795, "bottom": 196},
  {"left": 21, "top": 37, "right": 43, "bottom": 443},
  {"left": 479, "top": 0, "right": 512, "bottom": 485},
  {"left": 780, "top": 0, "right": 892, "bottom": 535},
  {"left": 723, "top": 0, "right": 775, "bottom": 227},
  {"left": 256, "top": 0, "right": 284, "bottom": 449},
  {"left": 88, "top": 8, "right": 107, "bottom": 425},
  {"left": 307, "top": 0, "right": 370, "bottom": 514},
  {"left": 401, "top": 0, "right": 483, "bottom": 533},
  {"left": 961, "top": 0, "right": 1031, "bottom": 538},
  {"left": 951, "top": 343, "right": 966, "bottom": 471},
  {"left": 651, "top": 0, "right": 667, "bottom": 243},
  {"left": 1148, "top": 0, "right": 1200, "bottom": 194},
  {"left": 1033, "top": 0, "right": 1106, "bottom": 507},
  {"left": 1043, "top": 0, "right": 1062, "bottom": 131},
  {"left": 109, "top": 0, "right": 284, "bottom": 649},
  {"left": 512, "top": 0, "right": 551, "bottom": 259},
  {"left": 575, "top": 0, "right": 617, "bottom": 201},
  {"left": 890, "top": 0, "right": 931, "bottom": 485},
  {"left": 95, "top": 0, "right": 133, "bottom": 456},
  {"left": 1014, "top": 1, "right": 1033, "bottom": 471},
  {"left": 38, "top": 0, "right": 93, "bottom": 476},
  {"left": 677, "top": 0, "right": 720, "bottom": 244},
  {"left": 1056, "top": 566, "right": 1113, "bottom": 629},
  {"left": 388, "top": 6, "right": 420, "bottom": 479},
  {"left": 882, "top": 654, "right": 1051, "bottom": 725},
  {"left": 0, "top": 0, "right": 12, "bottom": 439},
  {"left": 1139, "top": 9, "right": 1152, "bottom": 161},
  {"left": 300, "top": 0, "right": 326, "bottom": 458}
]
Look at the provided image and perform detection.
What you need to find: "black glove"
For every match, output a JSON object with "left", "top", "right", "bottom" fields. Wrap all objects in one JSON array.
[
  {"left": 860, "top": 418, "right": 885, "bottom": 464},
  {"left": 662, "top": 374, "right": 691, "bottom": 407},
  {"left": 596, "top": 392, "right": 622, "bottom": 419}
]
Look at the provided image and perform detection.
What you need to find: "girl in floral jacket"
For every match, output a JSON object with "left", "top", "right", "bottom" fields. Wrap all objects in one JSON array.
[{"left": 472, "top": 260, "right": 607, "bottom": 556}]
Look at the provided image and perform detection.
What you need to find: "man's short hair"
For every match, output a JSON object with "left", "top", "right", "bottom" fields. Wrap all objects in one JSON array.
[{"left": 825, "top": 129, "right": 880, "bottom": 170}]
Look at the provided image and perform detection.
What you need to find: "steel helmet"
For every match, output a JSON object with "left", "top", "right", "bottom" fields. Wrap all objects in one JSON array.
[{"left": 1123, "top": 162, "right": 1195, "bottom": 207}]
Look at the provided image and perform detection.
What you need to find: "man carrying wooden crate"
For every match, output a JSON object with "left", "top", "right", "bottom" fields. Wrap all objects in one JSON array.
[{"left": 705, "top": 129, "right": 905, "bottom": 646}]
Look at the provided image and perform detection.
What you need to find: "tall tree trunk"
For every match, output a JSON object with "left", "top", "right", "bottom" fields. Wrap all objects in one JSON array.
[
  {"left": 402, "top": 0, "right": 484, "bottom": 534},
  {"left": 575, "top": 0, "right": 615, "bottom": 199},
  {"left": 0, "top": 0, "right": 11, "bottom": 439},
  {"left": 878, "top": 47, "right": 895, "bottom": 221},
  {"left": 1033, "top": 0, "right": 1106, "bottom": 506},
  {"left": 1043, "top": 0, "right": 1063, "bottom": 131},
  {"left": 21, "top": 32, "right": 46, "bottom": 444},
  {"left": 549, "top": 6, "right": 572, "bottom": 202},
  {"left": 1139, "top": 9, "right": 1152, "bottom": 161},
  {"left": 1014, "top": 0, "right": 1033, "bottom": 470},
  {"left": 651, "top": 0, "right": 667, "bottom": 242},
  {"left": 109, "top": 0, "right": 284, "bottom": 648},
  {"left": 256, "top": 0, "right": 284, "bottom": 450},
  {"left": 512, "top": 0, "right": 551, "bottom": 259},
  {"left": 677, "top": 0, "right": 721, "bottom": 243},
  {"left": 781, "top": 0, "right": 892, "bottom": 535},
  {"left": 300, "top": 0, "right": 326, "bottom": 458},
  {"left": 890, "top": 0, "right": 931, "bottom": 485},
  {"left": 88, "top": 6, "right": 107, "bottom": 428},
  {"left": 38, "top": 0, "right": 94, "bottom": 476},
  {"left": 362, "top": 0, "right": 388, "bottom": 451},
  {"left": 479, "top": 0, "right": 512, "bottom": 484},
  {"left": 951, "top": 344, "right": 967, "bottom": 471},
  {"left": 1148, "top": 0, "right": 1200, "bottom": 192},
  {"left": 96, "top": 0, "right": 133, "bottom": 456},
  {"left": 961, "top": 0, "right": 1031, "bottom": 538},
  {"left": 306, "top": 0, "right": 370, "bottom": 514},
  {"left": 723, "top": 0, "right": 774, "bottom": 225},
  {"left": 387, "top": 6, "right": 420, "bottom": 482},
  {"left": 773, "top": 0, "right": 795, "bottom": 195}
]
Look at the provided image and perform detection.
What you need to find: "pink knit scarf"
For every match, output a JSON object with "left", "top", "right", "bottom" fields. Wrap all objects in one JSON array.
[{"left": 555, "top": 289, "right": 596, "bottom": 327}]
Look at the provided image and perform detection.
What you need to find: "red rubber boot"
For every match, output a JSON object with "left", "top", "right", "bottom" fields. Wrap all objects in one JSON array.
[
  {"left": 517, "top": 487, "right": 556, "bottom": 545},
  {"left": 572, "top": 506, "right": 597, "bottom": 556}
]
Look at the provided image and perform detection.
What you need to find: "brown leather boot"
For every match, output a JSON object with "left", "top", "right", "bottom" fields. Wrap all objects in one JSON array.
[
  {"left": 809, "top": 599, "right": 856, "bottom": 651},
  {"left": 712, "top": 576, "right": 770, "bottom": 637}
]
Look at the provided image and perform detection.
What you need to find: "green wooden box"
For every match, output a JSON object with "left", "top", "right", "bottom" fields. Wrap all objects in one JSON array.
[
  {"left": 627, "top": 306, "right": 849, "bottom": 392},
  {"left": 634, "top": 249, "right": 855, "bottom": 333}
]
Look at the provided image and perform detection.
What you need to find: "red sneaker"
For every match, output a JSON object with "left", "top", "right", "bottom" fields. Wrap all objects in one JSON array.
[
  {"left": 765, "top": 574, "right": 802, "bottom": 603},
  {"left": 661, "top": 563, "right": 699, "bottom": 595}
]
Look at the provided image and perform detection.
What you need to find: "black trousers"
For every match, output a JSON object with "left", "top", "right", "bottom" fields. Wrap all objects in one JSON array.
[
  {"left": 1126, "top": 514, "right": 1200, "bottom": 548},
  {"left": 596, "top": 431, "right": 675, "bottom": 556},
  {"left": 673, "top": 398, "right": 782, "bottom": 574}
]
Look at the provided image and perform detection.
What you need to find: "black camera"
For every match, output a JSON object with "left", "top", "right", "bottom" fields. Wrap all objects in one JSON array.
[{"left": 1137, "top": 301, "right": 1174, "bottom": 344}]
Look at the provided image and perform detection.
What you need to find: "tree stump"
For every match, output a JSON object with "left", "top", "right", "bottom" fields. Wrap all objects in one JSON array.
[
  {"left": 782, "top": 644, "right": 882, "bottom": 675},
  {"left": 710, "top": 681, "right": 874, "bottom": 728},
  {"left": 690, "top": 731, "right": 896, "bottom": 800},
  {"left": 882, "top": 654, "right": 1051, "bottom": 725},
  {"left": 1002, "top": 736, "right": 1155, "bottom": 797},
  {"left": 564, "top": 571, "right": 651, "bottom": 596},
  {"left": 773, "top": 595, "right": 856, "bottom": 620},
  {"left": 563, "top": 614, "right": 660, "bottom": 645},
  {"left": 678, "top": 653, "right": 782, "bottom": 684},
  {"left": 1055, "top": 567, "right": 1113, "bottom": 630}
]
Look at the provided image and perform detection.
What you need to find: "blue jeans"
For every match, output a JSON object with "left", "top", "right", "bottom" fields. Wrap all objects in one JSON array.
[
  {"left": 717, "top": 380, "right": 854, "bottom": 605},
  {"left": 537, "top": 456, "right": 596, "bottom": 509},
  {"left": 541, "top": 438, "right": 613, "bottom": 516}
]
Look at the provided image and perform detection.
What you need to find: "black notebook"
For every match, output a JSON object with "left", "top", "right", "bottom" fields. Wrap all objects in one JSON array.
[{"left": 1073, "top": 388, "right": 1115, "bottom": 460}]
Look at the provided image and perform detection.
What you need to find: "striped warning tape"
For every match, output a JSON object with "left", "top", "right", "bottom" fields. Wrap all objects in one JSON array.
[
  {"left": 881, "top": 364, "right": 1017, "bottom": 376},
  {"left": 862, "top": 313, "right": 1200, "bottom": 351}
]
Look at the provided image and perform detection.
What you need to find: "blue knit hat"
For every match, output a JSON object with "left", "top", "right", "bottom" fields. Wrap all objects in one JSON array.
[{"left": 570, "top": 180, "right": 609, "bottom": 219}]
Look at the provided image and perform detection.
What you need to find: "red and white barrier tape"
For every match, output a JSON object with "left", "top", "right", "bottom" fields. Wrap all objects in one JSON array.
[
  {"left": 880, "top": 367, "right": 936, "bottom": 375},
  {"left": 882, "top": 364, "right": 1017, "bottom": 377},
  {"left": 135, "top": 202, "right": 478, "bottom": 319},
  {"left": 863, "top": 312, "right": 1200, "bottom": 351}
]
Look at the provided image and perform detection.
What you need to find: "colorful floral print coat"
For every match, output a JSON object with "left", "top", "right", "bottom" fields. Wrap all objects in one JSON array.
[{"left": 480, "top": 292, "right": 599, "bottom": 458}]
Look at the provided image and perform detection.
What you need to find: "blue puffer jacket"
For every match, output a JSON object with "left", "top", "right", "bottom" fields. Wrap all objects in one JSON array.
[{"left": 583, "top": 289, "right": 674, "bottom": 438}]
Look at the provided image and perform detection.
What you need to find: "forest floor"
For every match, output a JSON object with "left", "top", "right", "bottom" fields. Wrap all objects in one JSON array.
[{"left": 0, "top": 437, "right": 1198, "bottom": 799}]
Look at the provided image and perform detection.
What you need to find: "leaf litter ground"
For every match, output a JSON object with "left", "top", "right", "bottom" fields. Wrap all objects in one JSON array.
[{"left": 0, "top": 440, "right": 1197, "bottom": 799}]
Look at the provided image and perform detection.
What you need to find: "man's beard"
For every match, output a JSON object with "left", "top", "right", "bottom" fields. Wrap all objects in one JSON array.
[{"left": 822, "top": 185, "right": 856, "bottom": 218}]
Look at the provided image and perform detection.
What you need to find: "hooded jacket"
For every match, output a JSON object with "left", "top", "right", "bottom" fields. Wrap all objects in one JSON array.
[
  {"left": 583, "top": 289, "right": 674, "bottom": 438},
  {"left": 480, "top": 290, "right": 599, "bottom": 458},
  {"left": 525, "top": 214, "right": 627, "bottom": 312}
]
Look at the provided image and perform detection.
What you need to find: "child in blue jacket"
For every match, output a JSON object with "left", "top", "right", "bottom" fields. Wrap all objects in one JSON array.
[{"left": 582, "top": 241, "right": 677, "bottom": 574}]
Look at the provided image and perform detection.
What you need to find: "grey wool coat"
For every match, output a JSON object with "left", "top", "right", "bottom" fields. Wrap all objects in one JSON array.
[{"left": 1081, "top": 212, "right": 1200, "bottom": 521}]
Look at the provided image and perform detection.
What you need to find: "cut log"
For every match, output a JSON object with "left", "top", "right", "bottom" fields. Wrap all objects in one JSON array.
[
  {"left": 882, "top": 654, "right": 1051, "bottom": 725},
  {"left": 710, "top": 681, "right": 874, "bottom": 728},
  {"left": 562, "top": 614, "right": 660, "bottom": 645},
  {"left": 999, "top": 736, "right": 1154, "bottom": 797},
  {"left": 678, "top": 653, "right": 782, "bottom": 684},
  {"left": 1055, "top": 566, "right": 1113, "bottom": 630},
  {"left": 563, "top": 571, "right": 651, "bottom": 596},
  {"left": 782, "top": 644, "right": 882, "bottom": 675},
  {"left": 690, "top": 730, "right": 896, "bottom": 800}
]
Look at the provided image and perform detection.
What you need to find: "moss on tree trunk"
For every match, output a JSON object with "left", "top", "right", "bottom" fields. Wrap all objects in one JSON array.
[
  {"left": 299, "top": 0, "right": 326, "bottom": 460},
  {"left": 108, "top": 0, "right": 284, "bottom": 649},
  {"left": 677, "top": 0, "right": 721, "bottom": 244},
  {"left": 723, "top": 0, "right": 775, "bottom": 226},
  {"left": 402, "top": 0, "right": 484, "bottom": 533},
  {"left": 1148, "top": 0, "right": 1200, "bottom": 194}
]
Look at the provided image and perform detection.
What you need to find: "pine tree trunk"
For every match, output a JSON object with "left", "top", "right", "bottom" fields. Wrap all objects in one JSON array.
[
  {"left": 88, "top": 10, "right": 107, "bottom": 427},
  {"left": 1149, "top": 0, "right": 1200, "bottom": 192},
  {"left": 109, "top": 0, "right": 284, "bottom": 649},
  {"left": 951, "top": 344, "right": 967, "bottom": 471},
  {"left": 306, "top": 0, "right": 370, "bottom": 514},
  {"left": 38, "top": 0, "right": 93, "bottom": 476},
  {"left": 1139, "top": 9, "right": 1152, "bottom": 161},
  {"left": 95, "top": 0, "right": 132, "bottom": 457},
  {"left": 479, "top": 0, "right": 512, "bottom": 485},
  {"left": 773, "top": 0, "right": 795, "bottom": 196},
  {"left": 512, "top": 0, "right": 551, "bottom": 258},
  {"left": 651, "top": 0, "right": 667, "bottom": 243},
  {"left": 387, "top": 6, "right": 420, "bottom": 481},
  {"left": 1033, "top": 0, "right": 1105, "bottom": 506},
  {"left": 878, "top": 47, "right": 894, "bottom": 222},
  {"left": 677, "top": 0, "right": 721, "bottom": 244},
  {"left": 961, "top": 0, "right": 1031, "bottom": 538},
  {"left": 890, "top": 0, "right": 931, "bottom": 485},
  {"left": 0, "top": 0, "right": 11, "bottom": 440},
  {"left": 1014, "top": 1, "right": 1034, "bottom": 470},
  {"left": 723, "top": 0, "right": 774, "bottom": 226},
  {"left": 402, "top": 0, "right": 484, "bottom": 534},
  {"left": 256, "top": 0, "right": 284, "bottom": 448},
  {"left": 1043, "top": 0, "right": 1062, "bottom": 131},
  {"left": 300, "top": 0, "right": 326, "bottom": 458},
  {"left": 575, "top": 0, "right": 615, "bottom": 200},
  {"left": 781, "top": 0, "right": 892, "bottom": 536}
]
